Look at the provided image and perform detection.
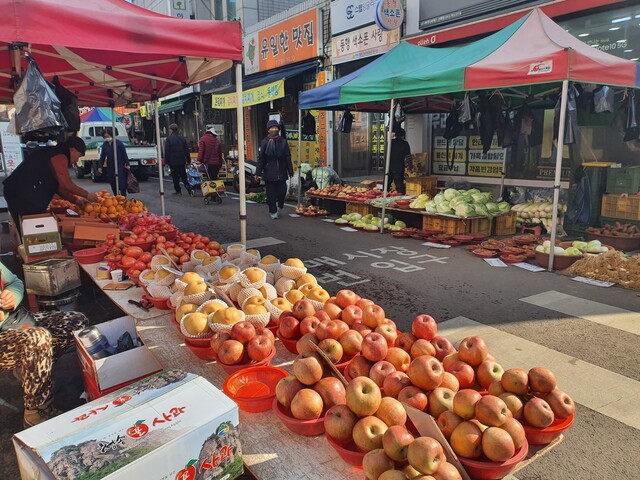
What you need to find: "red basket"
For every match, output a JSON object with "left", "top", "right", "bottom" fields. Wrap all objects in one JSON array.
[
  {"left": 522, "top": 414, "right": 574, "bottom": 445},
  {"left": 167, "top": 299, "right": 176, "bottom": 312},
  {"left": 272, "top": 397, "right": 325, "bottom": 436},
  {"left": 218, "top": 347, "right": 276, "bottom": 375},
  {"left": 458, "top": 439, "right": 529, "bottom": 480},
  {"left": 325, "top": 434, "right": 365, "bottom": 468},
  {"left": 276, "top": 328, "right": 299, "bottom": 354},
  {"left": 223, "top": 366, "right": 288, "bottom": 413},
  {"left": 184, "top": 338, "right": 217, "bottom": 361},
  {"left": 124, "top": 239, "right": 155, "bottom": 252},
  {"left": 146, "top": 295, "right": 171, "bottom": 310},
  {"left": 72, "top": 247, "right": 107, "bottom": 264},
  {"left": 161, "top": 229, "right": 178, "bottom": 241}
]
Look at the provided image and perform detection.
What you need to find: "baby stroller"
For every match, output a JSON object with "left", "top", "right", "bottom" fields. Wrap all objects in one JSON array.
[
  {"left": 186, "top": 161, "right": 226, "bottom": 204},
  {"left": 186, "top": 162, "right": 206, "bottom": 195}
]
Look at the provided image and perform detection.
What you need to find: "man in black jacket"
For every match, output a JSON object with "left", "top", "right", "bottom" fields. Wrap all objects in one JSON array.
[
  {"left": 255, "top": 120, "right": 293, "bottom": 219},
  {"left": 389, "top": 128, "right": 411, "bottom": 194},
  {"left": 164, "top": 123, "right": 192, "bottom": 195}
]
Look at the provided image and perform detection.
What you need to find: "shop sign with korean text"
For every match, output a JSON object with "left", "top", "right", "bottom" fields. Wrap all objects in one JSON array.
[
  {"left": 375, "top": 0, "right": 404, "bottom": 31},
  {"left": 331, "top": 0, "right": 379, "bottom": 36},
  {"left": 244, "top": 9, "right": 321, "bottom": 75},
  {"left": 211, "top": 80, "right": 284, "bottom": 109},
  {"left": 332, "top": 25, "right": 400, "bottom": 64}
]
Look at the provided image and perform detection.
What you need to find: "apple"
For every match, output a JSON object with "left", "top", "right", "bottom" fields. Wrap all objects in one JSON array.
[
  {"left": 346, "top": 355, "right": 373, "bottom": 379},
  {"left": 272, "top": 297, "right": 292, "bottom": 314},
  {"left": 335, "top": 289, "right": 359, "bottom": 308},
  {"left": 292, "top": 299, "right": 315, "bottom": 320},
  {"left": 290, "top": 388, "right": 324, "bottom": 420},
  {"left": 317, "top": 338, "right": 344, "bottom": 364},
  {"left": 276, "top": 375, "right": 305, "bottom": 408},
  {"left": 542, "top": 388, "right": 575, "bottom": 419},
  {"left": 453, "top": 389, "right": 482, "bottom": 420},
  {"left": 401, "top": 464, "right": 422, "bottom": 480},
  {"left": 476, "top": 359, "right": 505, "bottom": 389},
  {"left": 369, "top": 360, "right": 397, "bottom": 387},
  {"left": 383, "top": 371, "right": 412, "bottom": 399},
  {"left": 362, "top": 332, "right": 389, "bottom": 362},
  {"left": 230, "top": 321, "right": 256, "bottom": 345},
  {"left": 375, "top": 324, "right": 398, "bottom": 347},
  {"left": 395, "top": 332, "right": 417, "bottom": 353},
  {"left": 247, "top": 335, "right": 273, "bottom": 362},
  {"left": 299, "top": 316, "right": 320, "bottom": 336},
  {"left": 440, "top": 372, "right": 460, "bottom": 393},
  {"left": 314, "top": 310, "right": 332, "bottom": 324},
  {"left": 375, "top": 396, "right": 407, "bottom": 427},
  {"left": 488, "top": 379, "right": 506, "bottom": 397},
  {"left": 356, "top": 298, "right": 375, "bottom": 310},
  {"left": 353, "top": 416, "right": 389, "bottom": 452},
  {"left": 500, "top": 417, "right": 527, "bottom": 450},
  {"left": 407, "top": 436, "right": 445, "bottom": 475},
  {"left": 457, "top": 336, "right": 488, "bottom": 367},
  {"left": 528, "top": 367, "right": 557, "bottom": 394},
  {"left": 428, "top": 387, "right": 455, "bottom": 418},
  {"left": 437, "top": 410, "right": 465, "bottom": 440},
  {"left": 324, "top": 404, "right": 359, "bottom": 446},
  {"left": 381, "top": 318, "right": 397, "bottom": 330},
  {"left": 482, "top": 426, "right": 515, "bottom": 462},
  {"left": 501, "top": 368, "right": 529, "bottom": 395},
  {"left": 430, "top": 336, "right": 456, "bottom": 361},
  {"left": 431, "top": 461, "right": 463, "bottom": 480},
  {"left": 411, "top": 314, "right": 438, "bottom": 341},
  {"left": 446, "top": 360, "right": 475, "bottom": 389},
  {"left": 442, "top": 353, "right": 460, "bottom": 371},
  {"left": 382, "top": 425, "right": 414, "bottom": 462},
  {"left": 385, "top": 347, "right": 411, "bottom": 373},
  {"left": 410, "top": 339, "right": 437, "bottom": 360},
  {"left": 378, "top": 470, "right": 409, "bottom": 480},
  {"left": 341, "top": 305, "right": 363, "bottom": 327},
  {"left": 296, "top": 332, "right": 319, "bottom": 355},
  {"left": 210, "top": 332, "right": 231, "bottom": 353},
  {"left": 314, "top": 376, "right": 346, "bottom": 410},
  {"left": 217, "top": 339, "right": 245, "bottom": 365},
  {"left": 362, "top": 304, "right": 386, "bottom": 329},
  {"left": 499, "top": 392, "right": 524, "bottom": 420},
  {"left": 475, "top": 395, "right": 510, "bottom": 427},
  {"left": 316, "top": 320, "right": 343, "bottom": 341},
  {"left": 362, "top": 448, "right": 394, "bottom": 479},
  {"left": 398, "top": 386, "right": 429, "bottom": 412},
  {"left": 450, "top": 421, "right": 483, "bottom": 459},
  {"left": 322, "top": 301, "right": 343, "bottom": 320},
  {"left": 408, "top": 355, "right": 444, "bottom": 391},
  {"left": 346, "top": 376, "right": 382, "bottom": 417},
  {"left": 338, "top": 329, "right": 363, "bottom": 357},
  {"left": 255, "top": 327, "right": 275, "bottom": 344},
  {"left": 524, "top": 397, "right": 554, "bottom": 428},
  {"left": 292, "top": 352, "right": 324, "bottom": 385},
  {"left": 279, "top": 316, "right": 300, "bottom": 340}
]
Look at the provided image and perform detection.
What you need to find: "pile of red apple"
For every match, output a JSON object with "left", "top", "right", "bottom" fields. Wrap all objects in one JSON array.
[
  {"left": 117, "top": 212, "right": 177, "bottom": 235},
  {"left": 210, "top": 321, "right": 275, "bottom": 366}
]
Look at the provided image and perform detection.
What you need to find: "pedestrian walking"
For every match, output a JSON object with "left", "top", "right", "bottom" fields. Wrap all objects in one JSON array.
[
  {"left": 99, "top": 128, "right": 130, "bottom": 197},
  {"left": 197, "top": 127, "right": 224, "bottom": 180},
  {"left": 254, "top": 120, "right": 293, "bottom": 219},
  {"left": 164, "top": 123, "right": 192, "bottom": 195}
]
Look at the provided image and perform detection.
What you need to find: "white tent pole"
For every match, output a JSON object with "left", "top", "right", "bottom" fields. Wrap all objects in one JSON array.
[
  {"left": 111, "top": 109, "right": 119, "bottom": 196},
  {"left": 153, "top": 101, "right": 166, "bottom": 216},
  {"left": 379, "top": 99, "right": 395, "bottom": 233},
  {"left": 548, "top": 80, "right": 569, "bottom": 272},
  {"left": 297, "top": 108, "right": 302, "bottom": 205},
  {"left": 236, "top": 62, "right": 247, "bottom": 246}
]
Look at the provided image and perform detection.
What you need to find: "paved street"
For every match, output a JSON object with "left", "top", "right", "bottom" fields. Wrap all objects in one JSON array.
[{"left": 2, "top": 175, "right": 639, "bottom": 479}]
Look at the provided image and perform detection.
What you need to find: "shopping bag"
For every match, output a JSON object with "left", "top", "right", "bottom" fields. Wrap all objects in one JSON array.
[
  {"left": 13, "top": 56, "right": 67, "bottom": 135},
  {"left": 126, "top": 171, "right": 140, "bottom": 194}
]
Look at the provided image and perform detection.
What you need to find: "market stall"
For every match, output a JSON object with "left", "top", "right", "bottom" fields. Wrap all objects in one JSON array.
[{"left": 299, "top": 8, "right": 640, "bottom": 269}]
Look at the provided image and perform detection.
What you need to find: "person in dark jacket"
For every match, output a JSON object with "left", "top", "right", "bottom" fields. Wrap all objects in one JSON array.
[
  {"left": 388, "top": 128, "right": 412, "bottom": 194},
  {"left": 254, "top": 120, "right": 293, "bottom": 219},
  {"left": 164, "top": 123, "right": 192, "bottom": 195},
  {"left": 197, "top": 127, "right": 224, "bottom": 180},
  {"left": 99, "top": 128, "right": 130, "bottom": 196}
]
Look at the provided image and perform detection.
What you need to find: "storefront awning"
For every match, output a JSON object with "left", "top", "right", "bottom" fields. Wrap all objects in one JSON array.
[{"left": 158, "top": 97, "right": 192, "bottom": 115}]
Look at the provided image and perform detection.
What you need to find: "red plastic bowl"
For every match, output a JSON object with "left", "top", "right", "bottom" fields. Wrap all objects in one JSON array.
[
  {"left": 272, "top": 397, "right": 325, "bottom": 436},
  {"left": 218, "top": 347, "right": 276, "bottom": 375},
  {"left": 522, "top": 414, "right": 574, "bottom": 445},
  {"left": 124, "top": 239, "right": 155, "bottom": 252},
  {"left": 276, "top": 328, "right": 299, "bottom": 354},
  {"left": 161, "top": 229, "right": 178, "bottom": 241},
  {"left": 147, "top": 295, "right": 171, "bottom": 310},
  {"left": 223, "top": 366, "right": 288, "bottom": 413},
  {"left": 325, "top": 434, "right": 365, "bottom": 468},
  {"left": 458, "top": 439, "right": 529, "bottom": 480},
  {"left": 166, "top": 299, "right": 176, "bottom": 312},
  {"left": 73, "top": 247, "right": 107, "bottom": 264},
  {"left": 184, "top": 338, "right": 217, "bottom": 361}
]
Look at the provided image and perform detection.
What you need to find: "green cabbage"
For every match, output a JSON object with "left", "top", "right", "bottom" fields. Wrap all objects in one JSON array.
[
  {"left": 436, "top": 201, "right": 452, "bottom": 214},
  {"left": 497, "top": 201, "right": 511, "bottom": 213},
  {"left": 443, "top": 188, "right": 459, "bottom": 201},
  {"left": 473, "top": 204, "right": 489, "bottom": 217},
  {"left": 424, "top": 200, "right": 437, "bottom": 213},
  {"left": 454, "top": 203, "right": 475, "bottom": 218},
  {"left": 485, "top": 202, "right": 499, "bottom": 213},
  {"left": 433, "top": 192, "right": 446, "bottom": 205}
]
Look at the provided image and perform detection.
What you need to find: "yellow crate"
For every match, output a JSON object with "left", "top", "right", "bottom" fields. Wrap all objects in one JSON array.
[
  {"left": 601, "top": 194, "right": 640, "bottom": 221},
  {"left": 405, "top": 176, "right": 438, "bottom": 197},
  {"left": 492, "top": 211, "right": 517, "bottom": 236},
  {"left": 346, "top": 202, "right": 375, "bottom": 216}
]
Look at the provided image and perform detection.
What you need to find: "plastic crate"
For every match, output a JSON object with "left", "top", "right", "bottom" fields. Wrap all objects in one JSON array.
[
  {"left": 405, "top": 176, "right": 438, "bottom": 197},
  {"left": 493, "top": 211, "right": 517, "bottom": 236},
  {"left": 600, "top": 194, "right": 640, "bottom": 221},
  {"left": 346, "top": 202, "right": 375, "bottom": 216},
  {"left": 606, "top": 167, "right": 640, "bottom": 194}
]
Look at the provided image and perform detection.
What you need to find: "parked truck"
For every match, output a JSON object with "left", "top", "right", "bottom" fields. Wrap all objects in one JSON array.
[{"left": 75, "top": 121, "right": 158, "bottom": 182}]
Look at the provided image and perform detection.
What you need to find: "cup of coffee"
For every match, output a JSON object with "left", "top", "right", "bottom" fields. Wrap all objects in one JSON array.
[{"left": 110, "top": 269, "right": 123, "bottom": 282}]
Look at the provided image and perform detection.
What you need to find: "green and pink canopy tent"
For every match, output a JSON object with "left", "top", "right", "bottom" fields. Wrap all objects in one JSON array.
[{"left": 300, "top": 8, "right": 640, "bottom": 269}]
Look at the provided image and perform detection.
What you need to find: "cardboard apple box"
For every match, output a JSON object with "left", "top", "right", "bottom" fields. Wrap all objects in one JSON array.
[
  {"left": 21, "top": 214, "right": 62, "bottom": 255},
  {"left": 13, "top": 371, "right": 243, "bottom": 480}
]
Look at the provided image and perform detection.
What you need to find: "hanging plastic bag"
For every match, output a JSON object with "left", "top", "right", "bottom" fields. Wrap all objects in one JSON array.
[
  {"left": 13, "top": 56, "right": 67, "bottom": 135},
  {"left": 52, "top": 76, "right": 80, "bottom": 131},
  {"left": 339, "top": 109, "right": 353, "bottom": 133},
  {"left": 594, "top": 86, "right": 614, "bottom": 114},
  {"left": 457, "top": 92, "right": 472, "bottom": 124},
  {"left": 394, "top": 103, "right": 406, "bottom": 125},
  {"left": 126, "top": 170, "right": 140, "bottom": 194},
  {"left": 623, "top": 90, "right": 639, "bottom": 142},
  {"left": 553, "top": 83, "right": 579, "bottom": 145}
]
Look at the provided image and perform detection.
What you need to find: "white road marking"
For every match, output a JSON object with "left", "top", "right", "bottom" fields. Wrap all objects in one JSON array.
[
  {"left": 520, "top": 291, "right": 640, "bottom": 336},
  {"left": 440, "top": 316, "right": 640, "bottom": 431},
  {"left": 245, "top": 237, "right": 286, "bottom": 249}
]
